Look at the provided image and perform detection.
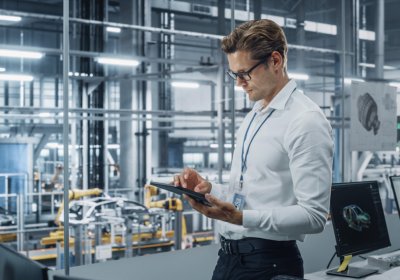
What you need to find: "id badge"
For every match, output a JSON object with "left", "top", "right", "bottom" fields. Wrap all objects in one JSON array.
[{"left": 232, "top": 193, "right": 246, "bottom": 210}]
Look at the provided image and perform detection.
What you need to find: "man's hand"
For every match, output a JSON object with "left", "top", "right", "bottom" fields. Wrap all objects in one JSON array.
[
  {"left": 172, "top": 168, "right": 212, "bottom": 194},
  {"left": 185, "top": 193, "right": 243, "bottom": 225}
]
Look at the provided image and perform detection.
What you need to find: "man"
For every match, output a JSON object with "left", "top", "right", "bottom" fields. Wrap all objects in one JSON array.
[{"left": 173, "top": 19, "right": 333, "bottom": 280}]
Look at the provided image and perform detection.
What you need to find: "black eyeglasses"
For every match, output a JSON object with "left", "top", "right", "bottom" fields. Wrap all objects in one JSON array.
[{"left": 226, "top": 60, "right": 265, "bottom": 81}]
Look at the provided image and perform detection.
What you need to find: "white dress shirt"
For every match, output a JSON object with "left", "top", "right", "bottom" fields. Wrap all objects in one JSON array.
[{"left": 211, "top": 79, "right": 334, "bottom": 242}]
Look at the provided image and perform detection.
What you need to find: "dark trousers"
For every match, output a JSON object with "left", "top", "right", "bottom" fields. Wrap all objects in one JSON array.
[{"left": 211, "top": 237, "right": 304, "bottom": 280}]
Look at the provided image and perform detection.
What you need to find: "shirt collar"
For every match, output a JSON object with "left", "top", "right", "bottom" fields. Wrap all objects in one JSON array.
[{"left": 254, "top": 79, "right": 297, "bottom": 113}]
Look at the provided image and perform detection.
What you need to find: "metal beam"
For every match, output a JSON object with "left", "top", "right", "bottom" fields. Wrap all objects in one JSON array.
[
  {"left": 34, "top": 133, "right": 51, "bottom": 161},
  {"left": 0, "top": 8, "right": 343, "bottom": 54},
  {"left": 62, "top": 0, "right": 70, "bottom": 274},
  {"left": 375, "top": 0, "right": 385, "bottom": 78}
]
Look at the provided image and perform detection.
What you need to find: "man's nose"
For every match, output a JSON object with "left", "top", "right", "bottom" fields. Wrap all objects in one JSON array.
[{"left": 236, "top": 77, "right": 247, "bottom": 87}]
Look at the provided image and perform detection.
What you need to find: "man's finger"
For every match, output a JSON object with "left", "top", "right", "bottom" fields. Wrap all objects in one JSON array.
[
  {"left": 178, "top": 173, "right": 187, "bottom": 188},
  {"left": 205, "top": 193, "right": 219, "bottom": 204},
  {"left": 173, "top": 175, "right": 179, "bottom": 185}
]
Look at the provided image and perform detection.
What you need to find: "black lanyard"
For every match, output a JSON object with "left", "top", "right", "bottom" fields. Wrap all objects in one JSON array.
[{"left": 239, "top": 108, "right": 276, "bottom": 189}]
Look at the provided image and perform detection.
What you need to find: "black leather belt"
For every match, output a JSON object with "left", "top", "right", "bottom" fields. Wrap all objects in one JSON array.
[{"left": 220, "top": 236, "right": 296, "bottom": 255}]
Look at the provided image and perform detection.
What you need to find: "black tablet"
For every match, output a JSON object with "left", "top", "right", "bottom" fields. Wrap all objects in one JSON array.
[{"left": 149, "top": 181, "right": 212, "bottom": 207}]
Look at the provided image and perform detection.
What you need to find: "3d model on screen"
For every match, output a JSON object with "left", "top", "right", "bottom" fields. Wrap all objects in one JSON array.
[
  {"left": 343, "top": 204, "right": 371, "bottom": 232},
  {"left": 357, "top": 92, "right": 380, "bottom": 135}
]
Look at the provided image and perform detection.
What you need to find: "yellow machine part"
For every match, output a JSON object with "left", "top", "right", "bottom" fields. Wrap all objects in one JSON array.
[
  {"left": 40, "top": 229, "right": 75, "bottom": 246},
  {"left": 0, "top": 233, "right": 17, "bottom": 242},
  {"left": 40, "top": 228, "right": 176, "bottom": 246},
  {"left": 30, "top": 240, "right": 175, "bottom": 262},
  {"left": 55, "top": 188, "right": 103, "bottom": 226},
  {"left": 145, "top": 184, "right": 187, "bottom": 238},
  {"left": 101, "top": 229, "right": 176, "bottom": 244},
  {"left": 145, "top": 184, "right": 185, "bottom": 211},
  {"left": 144, "top": 184, "right": 158, "bottom": 208}
]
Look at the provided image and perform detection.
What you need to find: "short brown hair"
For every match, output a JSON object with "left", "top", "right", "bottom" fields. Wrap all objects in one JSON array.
[{"left": 221, "top": 19, "right": 288, "bottom": 68}]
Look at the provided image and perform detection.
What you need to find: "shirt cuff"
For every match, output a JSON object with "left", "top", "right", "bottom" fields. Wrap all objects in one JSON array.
[{"left": 243, "top": 210, "right": 261, "bottom": 228}]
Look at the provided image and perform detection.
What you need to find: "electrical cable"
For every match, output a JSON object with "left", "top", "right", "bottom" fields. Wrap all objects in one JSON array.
[{"left": 326, "top": 251, "right": 337, "bottom": 269}]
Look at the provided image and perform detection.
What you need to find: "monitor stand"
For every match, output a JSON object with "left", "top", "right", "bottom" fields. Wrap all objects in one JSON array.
[{"left": 326, "top": 266, "right": 378, "bottom": 278}]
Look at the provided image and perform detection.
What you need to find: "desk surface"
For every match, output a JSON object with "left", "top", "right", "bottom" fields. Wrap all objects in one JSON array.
[
  {"left": 49, "top": 244, "right": 220, "bottom": 280},
  {"left": 305, "top": 259, "right": 399, "bottom": 280},
  {"left": 49, "top": 214, "right": 400, "bottom": 280}
]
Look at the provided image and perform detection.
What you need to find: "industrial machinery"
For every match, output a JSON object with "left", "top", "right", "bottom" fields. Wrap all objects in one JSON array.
[
  {"left": 38, "top": 186, "right": 181, "bottom": 264},
  {"left": 0, "top": 206, "right": 16, "bottom": 226},
  {"left": 55, "top": 188, "right": 103, "bottom": 226},
  {"left": 40, "top": 188, "right": 103, "bottom": 246}
]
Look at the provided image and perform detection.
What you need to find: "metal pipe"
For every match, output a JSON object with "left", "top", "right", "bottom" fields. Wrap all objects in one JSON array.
[
  {"left": 175, "top": 211, "right": 182, "bottom": 250},
  {"left": 17, "top": 194, "right": 24, "bottom": 251},
  {"left": 230, "top": 0, "right": 236, "bottom": 160},
  {"left": 211, "top": 84, "right": 216, "bottom": 134},
  {"left": 341, "top": 0, "right": 346, "bottom": 182},
  {"left": 217, "top": 63, "right": 225, "bottom": 183},
  {"left": 375, "top": 0, "right": 384, "bottom": 78},
  {"left": 0, "top": 43, "right": 217, "bottom": 66},
  {"left": 354, "top": 0, "right": 360, "bottom": 77},
  {"left": 62, "top": 0, "right": 70, "bottom": 274},
  {"left": 19, "top": 31, "right": 25, "bottom": 108},
  {"left": 0, "top": 113, "right": 243, "bottom": 123},
  {"left": 82, "top": 87, "right": 89, "bottom": 191},
  {"left": 0, "top": 105, "right": 219, "bottom": 116},
  {"left": 103, "top": 0, "right": 110, "bottom": 194},
  {"left": 0, "top": 8, "right": 343, "bottom": 54}
]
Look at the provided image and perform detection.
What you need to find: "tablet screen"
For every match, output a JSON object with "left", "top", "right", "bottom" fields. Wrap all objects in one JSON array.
[{"left": 149, "top": 181, "right": 212, "bottom": 207}]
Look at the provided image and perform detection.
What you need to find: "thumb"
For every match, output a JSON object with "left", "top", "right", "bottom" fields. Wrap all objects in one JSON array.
[{"left": 195, "top": 181, "right": 210, "bottom": 193}]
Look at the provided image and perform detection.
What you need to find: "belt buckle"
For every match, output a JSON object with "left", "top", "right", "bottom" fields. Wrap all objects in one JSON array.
[{"left": 221, "top": 237, "right": 232, "bottom": 254}]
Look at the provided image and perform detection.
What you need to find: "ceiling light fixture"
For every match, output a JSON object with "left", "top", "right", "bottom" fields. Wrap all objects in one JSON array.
[
  {"left": 288, "top": 73, "right": 309, "bottom": 80},
  {"left": 0, "top": 49, "right": 43, "bottom": 59},
  {"left": 210, "top": 143, "right": 233, "bottom": 149},
  {"left": 389, "top": 82, "right": 400, "bottom": 90},
  {"left": 171, "top": 81, "right": 200, "bottom": 89},
  {"left": 0, "top": 15, "right": 22, "bottom": 22},
  {"left": 106, "top": 27, "right": 121, "bottom": 33},
  {"left": 0, "top": 74, "right": 34, "bottom": 81},
  {"left": 96, "top": 57, "right": 139, "bottom": 67},
  {"left": 359, "top": 30, "right": 375, "bottom": 41},
  {"left": 344, "top": 78, "right": 365, "bottom": 85},
  {"left": 0, "top": 67, "right": 5, "bottom": 72},
  {"left": 38, "top": 112, "right": 52, "bottom": 117},
  {"left": 358, "top": 62, "right": 396, "bottom": 70}
]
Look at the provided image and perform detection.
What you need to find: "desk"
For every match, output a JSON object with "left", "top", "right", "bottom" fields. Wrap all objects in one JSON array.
[
  {"left": 49, "top": 244, "right": 220, "bottom": 280},
  {"left": 49, "top": 214, "right": 400, "bottom": 280},
  {"left": 306, "top": 260, "right": 371, "bottom": 279},
  {"left": 305, "top": 257, "right": 400, "bottom": 279},
  {"left": 299, "top": 214, "right": 400, "bottom": 274}
]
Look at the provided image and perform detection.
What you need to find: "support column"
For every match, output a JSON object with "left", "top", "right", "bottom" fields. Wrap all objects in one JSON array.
[
  {"left": 375, "top": 0, "right": 384, "bottom": 79},
  {"left": 253, "top": 0, "right": 261, "bottom": 20},
  {"left": 157, "top": 11, "right": 173, "bottom": 169},
  {"left": 296, "top": 1, "right": 305, "bottom": 72},
  {"left": 217, "top": 0, "right": 226, "bottom": 183},
  {"left": 119, "top": 0, "right": 141, "bottom": 198}
]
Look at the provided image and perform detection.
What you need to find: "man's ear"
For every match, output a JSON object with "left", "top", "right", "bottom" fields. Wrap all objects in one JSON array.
[{"left": 271, "top": 51, "right": 283, "bottom": 68}]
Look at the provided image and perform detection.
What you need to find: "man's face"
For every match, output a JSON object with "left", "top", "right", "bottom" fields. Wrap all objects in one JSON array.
[{"left": 227, "top": 50, "right": 277, "bottom": 103}]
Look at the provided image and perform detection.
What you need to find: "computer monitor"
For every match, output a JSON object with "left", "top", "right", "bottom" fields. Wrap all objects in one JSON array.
[
  {"left": 0, "top": 243, "right": 48, "bottom": 280},
  {"left": 389, "top": 175, "right": 400, "bottom": 217},
  {"left": 326, "top": 181, "right": 391, "bottom": 278}
]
